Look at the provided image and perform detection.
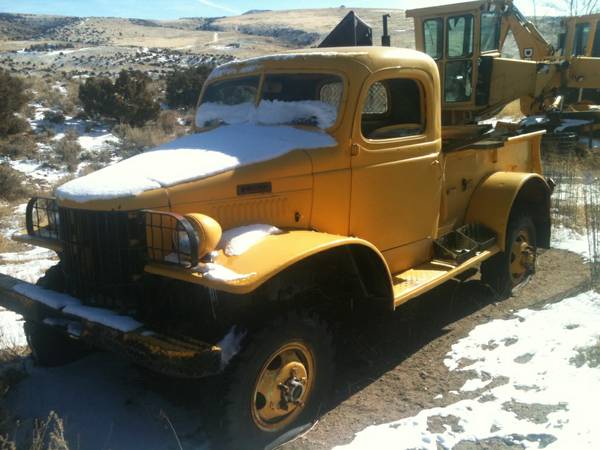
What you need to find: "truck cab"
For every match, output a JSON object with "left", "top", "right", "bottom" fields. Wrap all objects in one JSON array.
[{"left": 0, "top": 47, "right": 551, "bottom": 449}]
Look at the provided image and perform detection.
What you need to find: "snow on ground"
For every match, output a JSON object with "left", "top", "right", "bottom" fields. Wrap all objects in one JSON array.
[
  {"left": 336, "top": 184, "right": 598, "bottom": 450},
  {"left": 336, "top": 291, "right": 600, "bottom": 450},
  {"left": 0, "top": 246, "right": 57, "bottom": 350},
  {"left": 0, "top": 247, "right": 57, "bottom": 284},
  {"left": 5, "top": 353, "right": 210, "bottom": 450},
  {"left": 3, "top": 101, "right": 121, "bottom": 191},
  {"left": 551, "top": 225, "right": 589, "bottom": 259}
]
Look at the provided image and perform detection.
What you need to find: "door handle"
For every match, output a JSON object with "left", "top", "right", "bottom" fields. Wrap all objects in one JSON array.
[{"left": 351, "top": 143, "right": 361, "bottom": 156}]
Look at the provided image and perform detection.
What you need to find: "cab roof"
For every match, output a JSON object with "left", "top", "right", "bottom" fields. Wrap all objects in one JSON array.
[{"left": 207, "top": 46, "right": 438, "bottom": 81}]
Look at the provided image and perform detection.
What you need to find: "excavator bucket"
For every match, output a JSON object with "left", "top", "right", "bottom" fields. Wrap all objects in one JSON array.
[{"left": 319, "top": 11, "right": 373, "bottom": 48}]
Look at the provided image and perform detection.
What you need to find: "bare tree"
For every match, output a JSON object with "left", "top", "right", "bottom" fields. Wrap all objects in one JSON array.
[{"left": 549, "top": 0, "right": 600, "bottom": 15}]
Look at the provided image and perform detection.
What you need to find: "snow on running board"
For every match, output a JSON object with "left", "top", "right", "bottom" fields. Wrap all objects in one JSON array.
[
  {"left": 56, "top": 124, "right": 336, "bottom": 203},
  {"left": 62, "top": 304, "right": 143, "bottom": 333}
]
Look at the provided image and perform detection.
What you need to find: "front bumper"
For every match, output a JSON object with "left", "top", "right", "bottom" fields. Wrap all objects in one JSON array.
[{"left": 0, "top": 272, "right": 222, "bottom": 378}]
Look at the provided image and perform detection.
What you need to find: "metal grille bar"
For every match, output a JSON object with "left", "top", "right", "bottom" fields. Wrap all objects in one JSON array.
[
  {"left": 59, "top": 208, "right": 146, "bottom": 310},
  {"left": 144, "top": 210, "right": 200, "bottom": 268}
]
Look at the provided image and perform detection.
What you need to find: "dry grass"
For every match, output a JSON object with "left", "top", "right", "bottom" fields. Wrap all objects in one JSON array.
[
  {"left": 0, "top": 164, "right": 30, "bottom": 202},
  {"left": 0, "top": 135, "right": 38, "bottom": 160},
  {"left": 52, "top": 130, "right": 82, "bottom": 173},
  {"left": 114, "top": 122, "right": 179, "bottom": 158},
  {"left": 543, "top": 149, "right": 600, "bottom": 285}
]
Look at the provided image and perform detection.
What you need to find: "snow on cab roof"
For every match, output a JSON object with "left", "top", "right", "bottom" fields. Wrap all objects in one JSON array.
[{"left": 208, "top": 46, "right": 436, "bottom": 81}]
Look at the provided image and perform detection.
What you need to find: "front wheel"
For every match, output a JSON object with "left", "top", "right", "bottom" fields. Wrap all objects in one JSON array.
[
  {"left": 481, "top": 212, "right": 537, "bottom": 298},
  {"left": 213, "top": 312, "right": 334, "bottom": 450},
  {"left": 24, "top": 321, "right": 90, "bottom": 367}
]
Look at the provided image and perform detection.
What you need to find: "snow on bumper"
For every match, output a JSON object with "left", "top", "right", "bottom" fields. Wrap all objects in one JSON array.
[{"left": 0, "top": 273, "right": 222, "bottom": 378}]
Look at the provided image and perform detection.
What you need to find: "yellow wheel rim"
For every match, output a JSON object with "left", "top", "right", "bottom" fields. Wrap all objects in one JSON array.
[
  {"left": 251, "top": 342, "right": 315, "bottom": 432},
  {"left": 509, "top": 228, "right": 535, "bottom": 286}
]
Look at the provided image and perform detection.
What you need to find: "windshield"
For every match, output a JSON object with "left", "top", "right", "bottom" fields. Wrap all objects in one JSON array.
[{"left": 196, "top": 73, "right": 343, "bottom": 130}]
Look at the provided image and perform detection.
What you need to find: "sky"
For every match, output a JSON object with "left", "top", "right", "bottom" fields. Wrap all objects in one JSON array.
[{"left": 0, "top": 0, "right": 557, "bottom": 20}]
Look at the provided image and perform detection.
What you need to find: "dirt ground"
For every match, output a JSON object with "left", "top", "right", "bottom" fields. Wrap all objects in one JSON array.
[
  {"left": 1, "top": 248, "right": 588, "bottom": 450},
  {"left": 283, "top": 248, "right": 589, "bottom": 450}
]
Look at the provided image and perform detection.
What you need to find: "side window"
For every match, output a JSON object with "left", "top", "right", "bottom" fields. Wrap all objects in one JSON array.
[
  {"left": 480, "top": 12, "right": 500, "bottom": 53},
  {"left": 447, "top": 15, "right": 474, "bottom": 58},
  {"left": 424, "top": 18, "right": 444, "bottom": 59},
  {"left": 573, "top": 23, "right": 591, "bottom": 56},
  {"left": 361, "top": 78, "right": 424, "bottom": 140},
  {"left": 320, "top": 81, "right": 343, "bottom": 107},
  {"left": 363, "top": 82, "right": 388, "bottom": 115}
]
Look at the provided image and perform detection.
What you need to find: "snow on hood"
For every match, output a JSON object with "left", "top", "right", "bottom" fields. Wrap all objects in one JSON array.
[
  {"left": 56, "top": 124, "right": 336, "bottom": 203},
  {"left": 196, "top": 100, "right": 338, "bottom": 129}
]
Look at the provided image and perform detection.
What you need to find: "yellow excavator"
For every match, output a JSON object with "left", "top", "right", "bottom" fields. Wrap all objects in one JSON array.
[{"left": 321, "top": 0, "right": 600, "bottom": 152}]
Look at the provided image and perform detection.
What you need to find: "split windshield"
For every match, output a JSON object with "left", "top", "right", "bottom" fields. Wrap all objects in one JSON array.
[{"left": 196, "top": 73, "right": 343, "bottom": 130}]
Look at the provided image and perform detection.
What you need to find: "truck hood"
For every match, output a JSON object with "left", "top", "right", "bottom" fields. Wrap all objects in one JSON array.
[{"left": 56, "top": 124, "right": 336, "bottom": 205}]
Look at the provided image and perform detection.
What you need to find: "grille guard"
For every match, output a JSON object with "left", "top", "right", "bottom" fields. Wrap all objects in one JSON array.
[
  {"left": 0, "top": 272, "right": 222, "bottom": 378},
  {"left": 144, "top": 210, "right": 200, "bottom": 268}
]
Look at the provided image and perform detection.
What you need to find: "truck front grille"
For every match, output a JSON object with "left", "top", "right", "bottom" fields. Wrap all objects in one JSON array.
[{"left": 58, "top": 208, "right": 147, "bottom": 310}]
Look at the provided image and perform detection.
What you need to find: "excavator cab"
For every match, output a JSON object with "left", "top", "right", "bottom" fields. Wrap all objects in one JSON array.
[
  {"left": 558, "top": 14, "right": 600, "bottom": 57},
  {"left": 407, "top": 0, "right": 559, "bottom": 125}
]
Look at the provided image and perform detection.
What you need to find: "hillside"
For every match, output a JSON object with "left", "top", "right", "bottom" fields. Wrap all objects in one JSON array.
[{"left": 0, "top": 8, "right": 562, "bottom": 78}]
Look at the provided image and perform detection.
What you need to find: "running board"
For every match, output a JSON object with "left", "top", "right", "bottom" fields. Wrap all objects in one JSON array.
[{"left": 392, "top": 246, "right": 499, "bottom": 309}]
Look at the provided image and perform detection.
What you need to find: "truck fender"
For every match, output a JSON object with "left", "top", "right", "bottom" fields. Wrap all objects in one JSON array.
[
  {"left": 465, "top": 172, "right": 551, "bottom": 251},
  {"left": 145, "top": 230, "right": 394, "bottom": 302}
]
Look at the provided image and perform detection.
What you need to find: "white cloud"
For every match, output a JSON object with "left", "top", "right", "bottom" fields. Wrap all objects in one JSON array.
[{"left": 196, "top": 0, "right": 240, "bottom": 15}]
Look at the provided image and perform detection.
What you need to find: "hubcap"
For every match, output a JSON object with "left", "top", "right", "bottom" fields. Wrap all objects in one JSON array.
[
  {"left": 251, "top": 342, "right": 315, "bottom": 432},
  {"left": 509, "top": 228, "right": 535, "bottom": 285}
]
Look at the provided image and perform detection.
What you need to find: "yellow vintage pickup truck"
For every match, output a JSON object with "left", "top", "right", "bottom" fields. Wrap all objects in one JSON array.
[{"left": 0, "top": 47, "right": 551, "bottom": 449}]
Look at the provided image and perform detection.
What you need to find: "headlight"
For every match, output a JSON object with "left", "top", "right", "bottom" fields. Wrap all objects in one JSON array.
[
  {"left": 26, "top": 197, "right": 60, "bottom": 240},
  {"left": 144, "top": 210, "right": 222, "bottom": 268}
]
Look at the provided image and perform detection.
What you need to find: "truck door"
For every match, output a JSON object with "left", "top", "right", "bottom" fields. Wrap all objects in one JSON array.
[{"left": 349, "top": 69, "right": 443, "bottom": 274}]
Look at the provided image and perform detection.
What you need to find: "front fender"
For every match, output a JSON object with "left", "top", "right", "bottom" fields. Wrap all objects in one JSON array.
[
  {"left": 465, "top": 172, "right": 551, "bottom": 251},
  {"left": 145, "top": 230, "right": 393, "bottom": 296}
]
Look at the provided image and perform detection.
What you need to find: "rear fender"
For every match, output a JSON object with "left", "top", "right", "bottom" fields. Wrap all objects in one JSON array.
[{"left": 465, "top": 172, "right": 551, "bottom": 251}]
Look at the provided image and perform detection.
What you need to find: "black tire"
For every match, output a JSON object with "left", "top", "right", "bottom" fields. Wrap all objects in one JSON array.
[
  {"left": 24, "top": 263, "right": 90, "bottom": 367},
  {"left": 36, "top": 263, "right": 66, "bottom": 291},
  {"left": 24, "top": 321, "right": 90, "bottom": 367},
  {"left": 481, "top": 212, "right": 537, "bottom": 299},
  {"left": 212, "top": 312, "right": 334, "bottom": 450}
]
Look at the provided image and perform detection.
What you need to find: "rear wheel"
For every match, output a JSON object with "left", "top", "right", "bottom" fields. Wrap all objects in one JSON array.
[
  {"left": 481, "top": 212, "right": 537, "bottom": 298},
  {"left": 213, "top": 312, "right": 334, "bottom": 450}
]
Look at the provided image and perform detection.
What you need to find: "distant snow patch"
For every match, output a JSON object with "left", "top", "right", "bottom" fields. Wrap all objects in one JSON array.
[
  {"left": 62, "top": 304, "right": 143, "bottom": 333},
  {"left": 56, "top": 124, "right": 335, "bottom": 203},
  {"left": 552, "top": 225, "right": 589, "bottom": 259},
  {"left": 219, "top": 224, "right": 282, "bottom": 256},
  {"left": 0, "top": 309, "right": 26, "bottom": 348}
]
